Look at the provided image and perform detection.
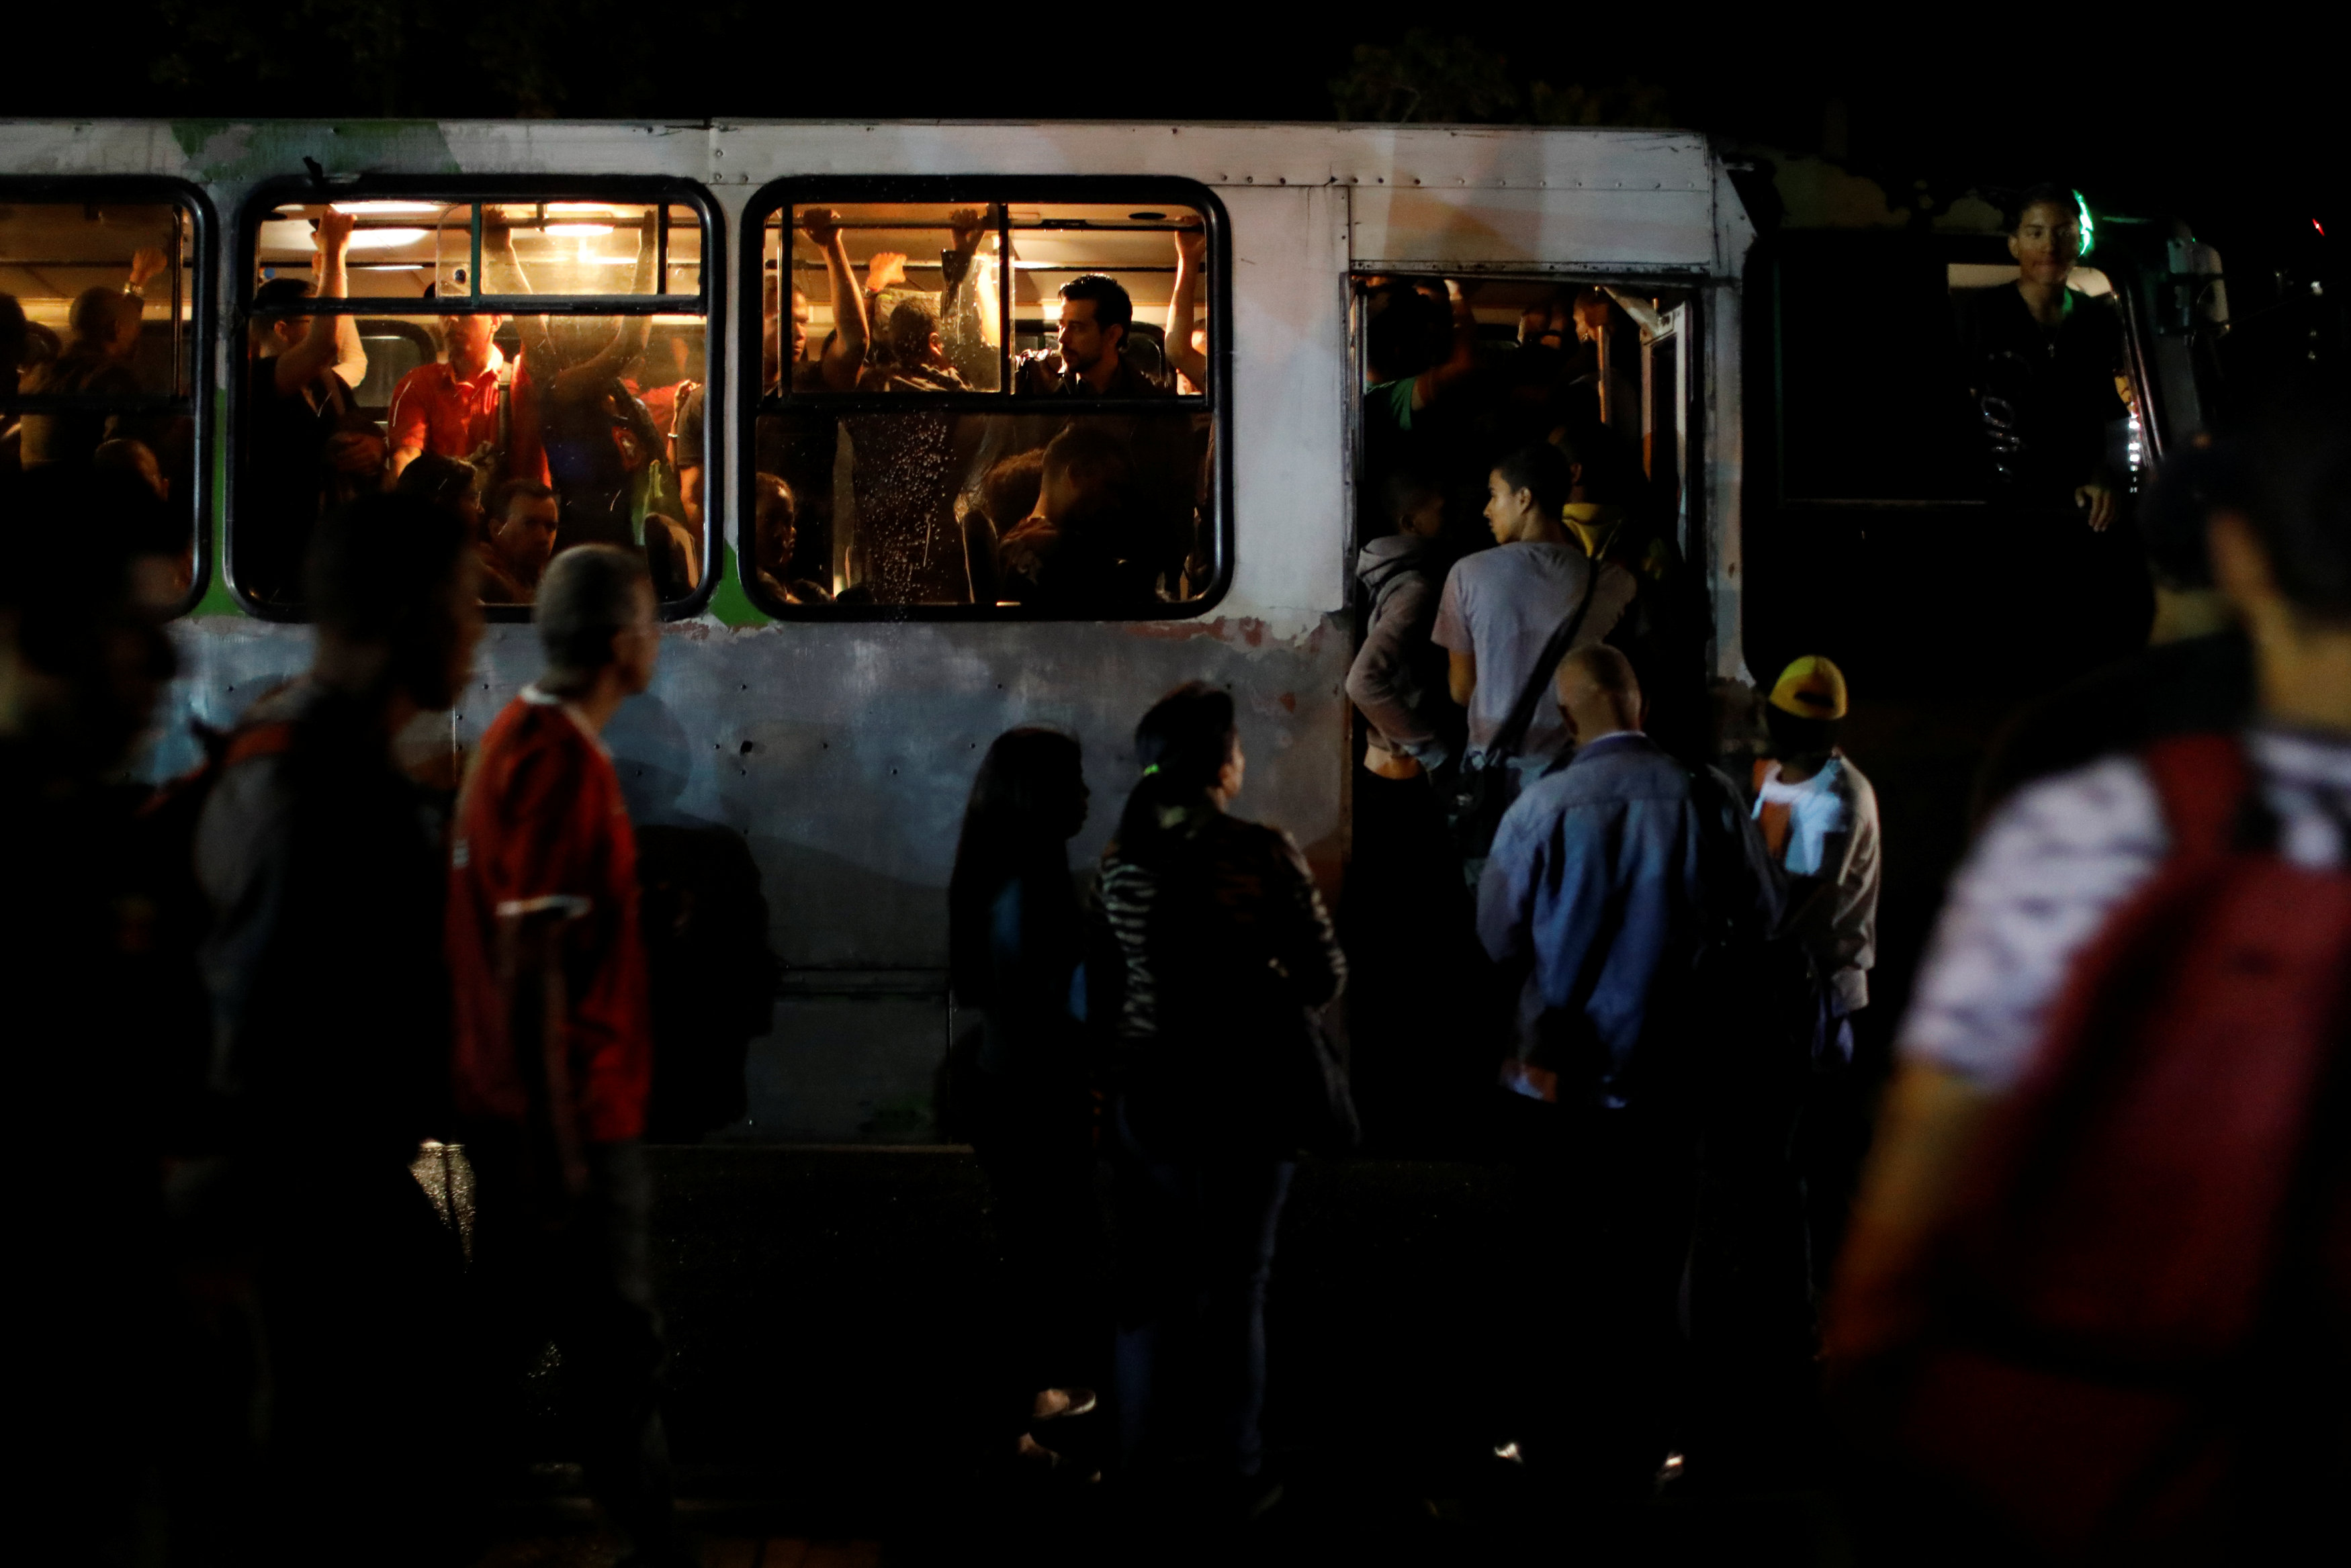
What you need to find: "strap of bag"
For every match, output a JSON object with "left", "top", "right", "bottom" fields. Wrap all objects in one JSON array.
[{"left": 1484, "top": 561, "right": 1602, "bottom": 764}]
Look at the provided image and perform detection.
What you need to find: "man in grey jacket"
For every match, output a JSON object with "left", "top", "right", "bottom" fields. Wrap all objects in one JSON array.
[
  {"left": 1347, "top": 469, "right": 1454, "bottom": 778},
  {"left": 1476, "top": 643, "right": 1777, "bottom": 1491}
]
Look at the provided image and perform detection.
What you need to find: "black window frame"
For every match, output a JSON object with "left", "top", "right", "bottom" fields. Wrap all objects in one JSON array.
[
  {"left": 229, "top": 174, "right": 723, "bottom": 622},
  {"left": 738, "top": 176, "right": 1233, "bottom": 622},
  {"left": 1, "top": 175, "right": 217, "bottom": 620}
]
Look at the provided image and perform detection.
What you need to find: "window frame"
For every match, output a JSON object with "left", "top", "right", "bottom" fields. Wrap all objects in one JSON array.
[
  {"left": 737, "top": 175, "right": 1233, "bottom": 622},
  {"left": 228, "top": 174, "right": 724, "bottom": 622},
  {"left": 1, "top": 175, "right": 218, "bottom": 620}
]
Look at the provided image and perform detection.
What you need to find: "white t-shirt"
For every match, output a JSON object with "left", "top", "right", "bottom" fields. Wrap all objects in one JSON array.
[
  {"left": 1431, "top": 541, "right": 1634, "bottom": 766},
  {"left": 1900, "top": 727, "right": 2351, "bottom": 1092},
  {"left": 1754, "top": 753, "right": 1880, "bottom": 1013}
]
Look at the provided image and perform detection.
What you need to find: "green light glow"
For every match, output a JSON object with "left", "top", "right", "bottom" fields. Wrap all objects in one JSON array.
[{"left": 2074, "top": 189, "right": 2096, "bottom": 256}]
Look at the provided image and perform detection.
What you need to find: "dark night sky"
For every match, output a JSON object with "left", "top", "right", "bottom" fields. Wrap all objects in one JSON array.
[{"left": 14, "top": 9, "right": 2337, "bottom": 265}]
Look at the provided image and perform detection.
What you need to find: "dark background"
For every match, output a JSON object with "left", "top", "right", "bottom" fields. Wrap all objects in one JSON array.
[{"left": 15, "top": 11, "right": 2338, "bottom": 263}]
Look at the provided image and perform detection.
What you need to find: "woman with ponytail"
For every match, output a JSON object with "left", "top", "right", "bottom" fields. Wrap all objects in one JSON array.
[
  {"left": 948, "top": 727, "right": 1102, "bottom": 1475},
  {"left": 1094, "top": 682, "right": 1346, "bottom": 1505}
]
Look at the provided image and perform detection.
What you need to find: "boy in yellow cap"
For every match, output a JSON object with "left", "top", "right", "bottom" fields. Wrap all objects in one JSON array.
[{"left": 1753, "top": 655, "right": 1879, "bottom": 1038}]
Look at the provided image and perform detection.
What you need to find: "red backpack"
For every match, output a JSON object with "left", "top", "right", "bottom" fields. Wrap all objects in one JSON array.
[{"left": 1890, "top": 733, "right": 2351, "bottom": 1555}]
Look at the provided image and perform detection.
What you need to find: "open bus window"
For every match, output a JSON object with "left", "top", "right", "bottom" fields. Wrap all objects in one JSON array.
[
  {"left": 744, "top": 185, "right": 1221, "bottom": 616},
  {"left": 2, "top": 188, "right": 204, "bottom": 607},
  {"left": 233, "top": 191, "right": 711, "bottom": 614}
]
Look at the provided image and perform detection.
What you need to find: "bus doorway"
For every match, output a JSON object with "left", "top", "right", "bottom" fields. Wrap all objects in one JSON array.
[{"left": 1339, "top": 271, "right": 1704, "bottom": 1152}]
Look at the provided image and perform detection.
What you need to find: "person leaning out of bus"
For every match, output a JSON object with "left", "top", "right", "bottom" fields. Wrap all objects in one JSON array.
[
  {"left": 1953, "top": 182, "right": 2127, "bottom": 531},
  {"left": 948, "top": 727, "right": 1106, "bottom": 1477},
  {"left": 1095, "top": 683, "right": 1346, "bottom": 1506}
]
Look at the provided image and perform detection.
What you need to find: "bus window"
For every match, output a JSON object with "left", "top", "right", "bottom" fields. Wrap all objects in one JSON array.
[
  {"left": 3, "top": 189, "right": 204, "bottom": 606},
  {"left": 234, "top": 193, "right": 711, "bottom": 612},
  {"left": 746, "top": 186, "right": 1221, "bottom": 616}
]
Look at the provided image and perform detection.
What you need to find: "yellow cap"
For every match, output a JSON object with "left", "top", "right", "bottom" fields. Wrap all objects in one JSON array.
[{"left": 1769, "top": 655, "right": 1849, "bottom": 721}]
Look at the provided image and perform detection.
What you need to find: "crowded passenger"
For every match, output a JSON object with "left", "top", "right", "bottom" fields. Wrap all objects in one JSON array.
[
  {"left": 15, "top": 246, "right": 166, "bottom": 469},
  {"left": 1347, "top": 465, "right": 1456, "bottom": 780},
  {"left": 386, "top": 308, "right": 511, "bottom": 481},
  {"left": 1096, "top": 682, "right": 1347, "bottom": 1511},
  {"left": 193, "top": 492, "right": 484, "bottom": 1563},
  {"left": 1016, "top": 275, "right": 1173, "bottom": 399},
  {"left": 750, "top": 473, "right": 830, "bottom": 605},
  {"left": 1477, "top": 643, "right": 1778, "bottom": 1491},
  {"left": 949, "top": 728, "right": 1105, "bottom": 1477},
  {"left": 241, "top": 210, "right": 378, "bottom": 602},
  {"left": 996, "top": 424, "right": 1157, "bottom": 610},
  {"left": 1433, "top": 443, "right": 1640, "bottom": 872},
  {"left": 1828, "top": 402, "right": 2351, "bottom": 1559},
  {"left": 478, "top": 476, "right": 562, "bottom": 603},
  {"left": 447, "top": 544, "right": 686, "bottom": 1567}
]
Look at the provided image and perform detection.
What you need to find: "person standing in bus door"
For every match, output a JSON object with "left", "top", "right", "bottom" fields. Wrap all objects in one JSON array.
[
  {"left": 193, "top": 494, "right": 484, "bottom": 1562},
  {"left": 1096, "top": 684, "right": 1347, "bottom": 1510},
  {"left": 1952, "top": 182, "right": 2127, "bottom": 532},
  {"left": 445, "top": 545, "right": 687, "bottom": 1567},
  {"left": 1434, "top": 443, "right": 1640, "bottom": 874},
  {"left": 949, "top": 727, "right": 1108, "bottom": 1477}
]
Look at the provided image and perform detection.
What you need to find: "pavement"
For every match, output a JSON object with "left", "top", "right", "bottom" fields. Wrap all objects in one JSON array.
[{"left": 459, "top": 1145, "right": 1850, "bottom": 1567}]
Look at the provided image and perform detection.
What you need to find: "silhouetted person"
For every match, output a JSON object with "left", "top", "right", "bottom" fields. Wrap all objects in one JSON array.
[
  {"left": 950, "top": 727, "right": 1106, "bottom": 1475},
  {"left": 1478, "top": 645, "right": 1776, "bottom": 1491},
  {"left": 241, "top": 210, "right": 377, "bottom": 602},
  {"left": 193, "top": 493, "right": 484, "bottom": 1563},
  {"left": 447, "top": 545, "right": 687, "bottom": 1566},
  {"left": 2, "top": 467, "right": 179, "bottom": 1565},
  {"left": 1096, "top": 683, "right": 1346, "bottom": 1510},
  {"left": 15, "top": 244, "right": 165, "bottom": 467}
]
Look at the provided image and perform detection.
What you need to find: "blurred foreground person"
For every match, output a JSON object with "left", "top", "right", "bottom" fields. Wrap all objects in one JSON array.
[
  {"left": 2, "top": 473, "right": 177, "bottom": 1564},
  {"left": 193, "top": 494, "right": 483, "bottom": 1563},
  {"left": 1098, "top": 684, "right": 1349, "bottom": 1515},
  {"left": 1477, "top": 645, "right": 1778, "bottom": 1491},
  {"left": 1830, "top": 404, "right": 2351, "bottom": 1562},
  {"left": 949, "top": 727, "right": 1105, "bottom": 1476},
  {"left": 447, "top": 546, "right": 686, "bottom": 1566}
]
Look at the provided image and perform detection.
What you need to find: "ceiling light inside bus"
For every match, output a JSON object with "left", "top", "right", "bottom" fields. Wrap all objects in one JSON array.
[
  {"left": 330, "top": 202, "right": 444, "bottom": 216},
  {"left": 346, "top": 228, "right": 428, "bottom": 250},
  {"left": 545, "top": 224, "right": 614, "bottom": 237}
]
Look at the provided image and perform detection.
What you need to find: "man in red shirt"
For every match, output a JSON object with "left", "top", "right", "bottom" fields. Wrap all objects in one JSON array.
[
  {"left": 387, "top": 311, "right": 515, "bottom": 482},
  {"left": 446, "top": 544, "right": 684, "bottom": 1563}
]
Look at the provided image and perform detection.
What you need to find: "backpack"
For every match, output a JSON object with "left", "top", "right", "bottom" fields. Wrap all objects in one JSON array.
[{"left": 1876, "top": 733, "right": 2351, "bottom": 1556}]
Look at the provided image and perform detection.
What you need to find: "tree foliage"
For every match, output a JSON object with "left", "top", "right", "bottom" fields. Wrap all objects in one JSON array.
[{"left": 1329, "top": 30, "right": 1673, "bottom": 129}]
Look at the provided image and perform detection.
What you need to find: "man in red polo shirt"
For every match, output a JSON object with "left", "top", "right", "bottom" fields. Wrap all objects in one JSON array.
[
  {"left": 447, "top": 544, "right": 685, "bottom": 1565},
  {"left": 387, "top": 311, "right": 511, "bottom": 482}
]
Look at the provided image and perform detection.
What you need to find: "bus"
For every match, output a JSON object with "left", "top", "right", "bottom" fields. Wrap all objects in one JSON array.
[{"left": 1, "top": 120, "right": 2282, "bottom": 1144}]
